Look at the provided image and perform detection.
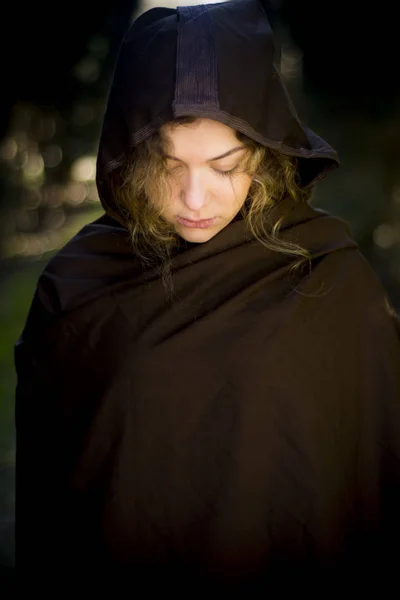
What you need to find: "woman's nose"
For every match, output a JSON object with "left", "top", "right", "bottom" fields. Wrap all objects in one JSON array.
[{"left": 180, "top": 172, "right": 208, "bottom": 211}]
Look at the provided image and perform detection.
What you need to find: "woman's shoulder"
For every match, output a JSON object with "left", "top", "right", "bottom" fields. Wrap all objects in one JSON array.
[
  {"left": 35, "top": 213, "right": 136, "bottom": 315},
  {"left": 17, "top": 214, "right": 136, "bottom": 363},
  {"left": 44, "top": 212, "right": 131, "bottom": 277}
]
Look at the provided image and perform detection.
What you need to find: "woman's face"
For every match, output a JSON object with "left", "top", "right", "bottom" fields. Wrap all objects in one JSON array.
[{"left": 158, "top": 118, "right": 253, "bottom": 243}]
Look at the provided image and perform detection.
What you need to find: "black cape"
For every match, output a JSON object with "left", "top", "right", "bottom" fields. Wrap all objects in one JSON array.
[{"left": 15, "top": 0, "right": 400, "bottom": 592}]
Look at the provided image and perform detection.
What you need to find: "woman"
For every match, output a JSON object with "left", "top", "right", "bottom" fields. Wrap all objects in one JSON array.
[{"left": 15, "top": 0, "right": 400, "bottom": 592}]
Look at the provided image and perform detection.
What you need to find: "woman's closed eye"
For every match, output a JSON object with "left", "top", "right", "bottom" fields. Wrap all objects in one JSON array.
[
  {"left": 164, "top": 161, "right": 241, "bottom": 178},
  {"left": 213, "top": 166, "right": 239, "bottom": 178}
]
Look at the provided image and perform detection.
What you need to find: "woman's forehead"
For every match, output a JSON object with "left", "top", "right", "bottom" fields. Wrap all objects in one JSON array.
[{"left": 161, "top": 118, "right": 240, "bottom": 155}]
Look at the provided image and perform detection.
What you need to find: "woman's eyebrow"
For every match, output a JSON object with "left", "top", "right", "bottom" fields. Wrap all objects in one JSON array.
[{"left": 163, "top": 146, "right": 246, "bottom": 162}]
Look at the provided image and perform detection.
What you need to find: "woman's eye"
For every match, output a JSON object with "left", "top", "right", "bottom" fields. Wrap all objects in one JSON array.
[
  {"left": 213, "top": 167, "right": 238, "bottom": 178},
  {"left": 164, "top": 163, "right": 239, "bottom": 178},
  {"left": 165, "top": 163, "right": 183, "bottom": 173}
]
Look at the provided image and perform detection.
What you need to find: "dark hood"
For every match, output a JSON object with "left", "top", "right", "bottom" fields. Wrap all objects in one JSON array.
[{"left": 96, "top": 0, "right": 339, "bottom": 221}]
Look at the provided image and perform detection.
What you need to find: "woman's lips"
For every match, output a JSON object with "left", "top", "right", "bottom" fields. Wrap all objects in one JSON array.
[{"left": 177, "top": 216, "right": 216, "bottom": 229}]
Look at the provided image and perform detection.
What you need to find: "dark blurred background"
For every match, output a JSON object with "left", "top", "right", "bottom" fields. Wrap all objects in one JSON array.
[{"left": 1, "top": 0, "right": 399, "bottom": 589}]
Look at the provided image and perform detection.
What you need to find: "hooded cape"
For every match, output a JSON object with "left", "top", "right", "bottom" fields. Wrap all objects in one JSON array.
[{"left": 15, "top": 0, "right": 400, "bottom": 592}]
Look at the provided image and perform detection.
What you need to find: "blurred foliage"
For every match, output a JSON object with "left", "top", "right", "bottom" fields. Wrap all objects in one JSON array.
[{"left": 0, "top": 1, "right": 138, "bottom": 578}]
